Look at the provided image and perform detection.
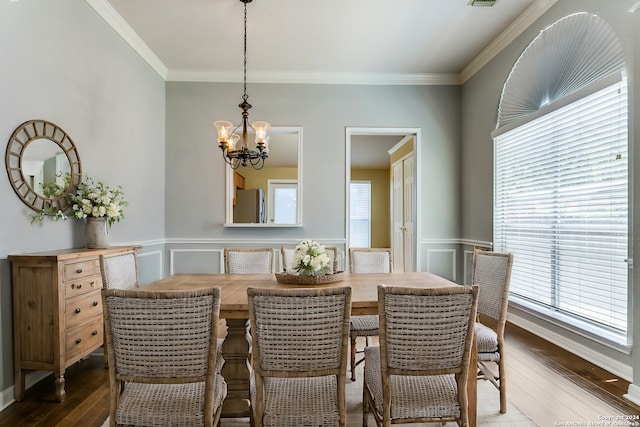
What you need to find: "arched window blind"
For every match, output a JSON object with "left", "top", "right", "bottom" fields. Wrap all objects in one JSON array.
[{"left": 492, "top": 13, "right": 629, "bottom": 335}]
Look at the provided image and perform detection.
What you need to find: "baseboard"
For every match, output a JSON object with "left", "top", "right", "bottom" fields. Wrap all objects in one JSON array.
[
  {"left": 508, "top": 311, "right": 633, "bottom": 382},
  {"left": 0, "top": 370, "right": 50, "bottom": 412},
  {"left": 624, "top": 383, "right": 640, "bottom": 406}
]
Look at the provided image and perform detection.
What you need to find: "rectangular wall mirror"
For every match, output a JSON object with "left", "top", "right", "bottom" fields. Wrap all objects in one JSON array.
[{"left": 225, "top": 126, "right": 303, "bottom": 227}]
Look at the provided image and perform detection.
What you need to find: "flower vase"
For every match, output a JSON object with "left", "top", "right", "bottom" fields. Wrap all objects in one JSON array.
[{"left": 85, "top": 217, "right": 110, "bottom": 249}]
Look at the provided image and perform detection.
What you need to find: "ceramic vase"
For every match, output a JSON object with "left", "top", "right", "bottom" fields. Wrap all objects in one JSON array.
[{"left": 85, "top": 217, "right": 110, "bottom": 249}]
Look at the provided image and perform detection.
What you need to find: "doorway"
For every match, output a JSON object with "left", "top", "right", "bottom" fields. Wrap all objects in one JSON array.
[{"left": 345, "top": 127, "right": 421, "bottom": 272}]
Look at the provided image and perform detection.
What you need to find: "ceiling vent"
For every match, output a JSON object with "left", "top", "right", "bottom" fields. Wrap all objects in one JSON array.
[{"left": 468, "top": 0, "right": 498, "bottom": 6}]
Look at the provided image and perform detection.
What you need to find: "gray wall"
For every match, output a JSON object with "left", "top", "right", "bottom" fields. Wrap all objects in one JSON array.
[
  {"left": 461, "top": 0, "right": 640, "bottom": 389},
  {"left": 165, "top": 82, "right": 462, "bottom": 241},
  {"left": 164, "top": 82, "right": 462, "bottom": 275},
  {"left": 0, "top": 0, "right": 165, "bottom": 398}
]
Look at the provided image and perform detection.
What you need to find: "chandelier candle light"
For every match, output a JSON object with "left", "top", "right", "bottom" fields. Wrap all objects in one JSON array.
[{"left": 214, "top": 0, "right": 270, "bottom": 170}]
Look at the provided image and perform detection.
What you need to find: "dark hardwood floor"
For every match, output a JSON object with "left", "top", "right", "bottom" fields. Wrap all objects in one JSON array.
[
  {"left": 0, "top": 356, "right": 109, "bottom": 427},
  {"left": 1, "top": 322, "right": 638, "bottom": 426}
]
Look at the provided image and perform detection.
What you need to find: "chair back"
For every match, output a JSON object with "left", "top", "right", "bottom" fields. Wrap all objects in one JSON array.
[
  {"left": 224, "top": 248, "right": 274, "bottom": 274},
  {"left": 248, "top": 286, "right": 352, "bottom": 375},
  {"left": 378, "top": 285, "right": 478, "bottom": 375},
  {"left": 349, "top": 248, "right": 392, "bottom": 273},
  {"left": 281, "top": 246, "right": 295, "bottom": 272},
  {"left": 100, "top": 249, "right": 139, "bottom": 289},
  {"left": 324, "top": 246, "right": 339, "bottom": 272},
  {"left": 103, "top": 287, "right": 221, "bottom": 381},
  {"left": 102, "top": 287, "right": 224, "bottom": 426},
  {"left": 472, "top": 251, "right": 513, "bottom": 322}
]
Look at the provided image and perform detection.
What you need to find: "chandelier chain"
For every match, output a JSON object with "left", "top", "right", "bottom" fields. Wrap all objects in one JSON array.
[
  {"left": 215, "top": 0, "right": 269, "bottom": 170},
  {"left": 242, "top": 1, "right": 248, "bottom": 104}
]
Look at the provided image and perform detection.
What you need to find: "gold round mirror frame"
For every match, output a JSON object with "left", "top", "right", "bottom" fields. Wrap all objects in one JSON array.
[{"left": 5, "top": 119, "right": 82, "bottom": 214}]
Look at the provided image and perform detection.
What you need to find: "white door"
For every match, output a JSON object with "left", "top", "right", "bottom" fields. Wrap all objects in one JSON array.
[
  {"left": 392, "top": 161, "right": 405, "bottom": 272},
  {"left": 391, "top": 154, "right": 416, "bottom": 272},
  {"left": 402, "top": 155, "right": 416, "bottom": 272}
]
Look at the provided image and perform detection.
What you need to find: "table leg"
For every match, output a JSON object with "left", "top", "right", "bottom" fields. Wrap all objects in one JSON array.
[{"left": 221, "top": 318, "right": 251, "bottom": 418}]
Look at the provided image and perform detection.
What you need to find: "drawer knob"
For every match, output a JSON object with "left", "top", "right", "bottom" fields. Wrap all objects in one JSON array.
[
  {"left": 76, "top": 284, "right": 82, "bottom": 289},
  {"left": 92, "top": 330, "right": 98, "bottom": 336},
  {"left": 76, "top": 268, "right": 83, "bottom": 273},
  {"left": 75, "top": 308, "right": 81, "bottom": 314},
  {"left": 90, "top": 281, "right": 96, "bottom": 287},
  {"left": 92, "top": 301, "right": 99, "bottom": 307},
  {"left": 75, "top": 338, "right": 82, "bottom": 344}
]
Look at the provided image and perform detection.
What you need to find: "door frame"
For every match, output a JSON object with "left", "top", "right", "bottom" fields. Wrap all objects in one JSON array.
[{"left": 345, "top": 127, "right": 421, "bottom": 271}]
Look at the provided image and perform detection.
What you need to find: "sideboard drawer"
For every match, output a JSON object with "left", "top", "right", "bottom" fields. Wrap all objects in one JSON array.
[
  {"left": 64, "top": 275, "right": 103, "bottom": 297},
  {"left": 65, "top": 290, "right": 102, "bottom": 330},
  {"left": 63, "top": 259, "right": 100, "bottom": 281},
  {"left": 65, "top": 316, "right": 103, "bottom": 361}
]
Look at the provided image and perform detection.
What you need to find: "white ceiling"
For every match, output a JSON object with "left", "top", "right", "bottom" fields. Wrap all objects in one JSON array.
[{"left": 97, "top": 0, "right": 559, "bottom": 84}]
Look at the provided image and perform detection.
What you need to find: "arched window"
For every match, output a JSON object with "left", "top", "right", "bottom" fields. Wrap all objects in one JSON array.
[{"left": 492, "top": 13, "right": 628, "bottom": 339}]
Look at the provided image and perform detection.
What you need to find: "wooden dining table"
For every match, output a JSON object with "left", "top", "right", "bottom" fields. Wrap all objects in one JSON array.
[{"left": 142, "top": 271, "right": 477, "bottom": 427}]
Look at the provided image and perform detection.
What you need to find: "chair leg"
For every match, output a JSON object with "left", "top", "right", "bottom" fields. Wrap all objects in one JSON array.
[
  {"left": 362, "top": 383, "right": 368, "bottom": 427},
  {"left": 351, "top": 334, "right": 357, "bottom": 381},
  {"left": 498, "top": 356, "right": 507, "bottom": 414}
]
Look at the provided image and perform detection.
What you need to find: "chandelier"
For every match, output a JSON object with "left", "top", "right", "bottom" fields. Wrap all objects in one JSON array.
[{"left": 214, "top": 0, "right": 270, "bottom": 170}]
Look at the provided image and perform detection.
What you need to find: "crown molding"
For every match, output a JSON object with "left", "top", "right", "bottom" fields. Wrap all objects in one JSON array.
[
  {"left": 87, "top": 0, "right": 556, "bottom": 86},
  {"left": 86, "top": 0, "right": 168, "bottom": 79},
  {"left": 460, "top": 0, "right": 560, "bottom": 84},
  {"left": 166, "top": 70, "right": 461, "bottom": 86}
]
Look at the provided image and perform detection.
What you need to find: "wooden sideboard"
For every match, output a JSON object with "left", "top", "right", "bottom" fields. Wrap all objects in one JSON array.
[{"left": 8, "top": 246, "right": 139, "bottom": 401}]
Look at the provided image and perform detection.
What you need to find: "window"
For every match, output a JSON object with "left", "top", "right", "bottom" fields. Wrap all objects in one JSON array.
[
  {"left": 492, "top": 12, "right": 629, "bottom": 340},
  {"left": 494, "top": 76, "right": 628, "bottom": 334},
  {"left": 350, "top": 181, "right": 371, "bottom": 248}
]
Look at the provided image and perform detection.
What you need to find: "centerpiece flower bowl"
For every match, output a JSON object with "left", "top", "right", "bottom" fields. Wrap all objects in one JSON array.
[
  {"left": 276, "top": 239, "right": 344, "bottom": 285},
  {"left": 275, "top": 271, "right": 344, "bottom": 285}
]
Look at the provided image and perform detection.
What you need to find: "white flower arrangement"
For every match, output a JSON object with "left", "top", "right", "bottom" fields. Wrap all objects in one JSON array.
[
  {"left": 31, "top": 175, "right": 128, "bottom": 225},
  {"left": 69, "top": 176, "right": 128, "bottom": 227},
  {"left": 293, "top": 239, "right": 332, "bottom": 276}
]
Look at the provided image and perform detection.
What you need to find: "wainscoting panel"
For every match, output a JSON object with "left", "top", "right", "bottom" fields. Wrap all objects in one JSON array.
[
  {"left": 425, "top": 248, "right": 457, "bottom": 282},
  {"left": 170, "top": 248, "right": 224, "bottom": 274},
  {"left": 137, "top": 249, "right": 163, "bottom": 285}
]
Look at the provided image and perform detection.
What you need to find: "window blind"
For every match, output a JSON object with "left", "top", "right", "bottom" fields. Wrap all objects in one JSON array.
[
  {"left": 350, "top": 181, "right": 371, "bottom": 248},
  {"left": 493, "top": 77, "right": 628, "bottom": 332}
]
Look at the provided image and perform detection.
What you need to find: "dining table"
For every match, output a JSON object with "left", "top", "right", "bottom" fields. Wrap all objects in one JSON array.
[{"left": 141, "top": 271, "right": 477, "bottom": 427}]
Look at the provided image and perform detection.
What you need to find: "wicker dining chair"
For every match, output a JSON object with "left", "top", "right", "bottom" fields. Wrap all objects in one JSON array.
[
  {"left": 348, "top": 247, "right": 392, "bottom": 381},
  {"left": 100, "top": 249, "right": 139, "bottom": 290},
  {"left": 100, "top": 249, "right": 139, "bottom": 367},
  {"left": 102, "top": 287, "right": 227, "bottom": 427},
  {"left": 280, "top": 246, "right": 296, "bottom": 272},
  {"left": 248, "top": 286, "right": 352, "bottom": 427},
  {"left": 224, "top": 248, "right": 274, "bottom": 274},
  {"left": 472, "top": 250, "right": 514, "bottom": 414},
  {"left": 363, "top": 284, "right": 478, "bottom": 427}
]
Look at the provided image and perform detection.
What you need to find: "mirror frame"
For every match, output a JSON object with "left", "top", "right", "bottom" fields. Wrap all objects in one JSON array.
[
  {"left": 5, "top": 119, "right": 82, "bottom": 214},
  {"left": 224, "top": 126, "right": 303, "bottom": 227}
]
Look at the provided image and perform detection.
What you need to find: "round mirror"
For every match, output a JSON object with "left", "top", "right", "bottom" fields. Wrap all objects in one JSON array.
[{"left": 5, "top": 120, "right": 82, "bottom": 214}]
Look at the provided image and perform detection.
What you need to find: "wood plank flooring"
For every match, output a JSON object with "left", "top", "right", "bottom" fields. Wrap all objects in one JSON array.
[{"left": 0, "top": 322, "right": 638, "bottom": 426}]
